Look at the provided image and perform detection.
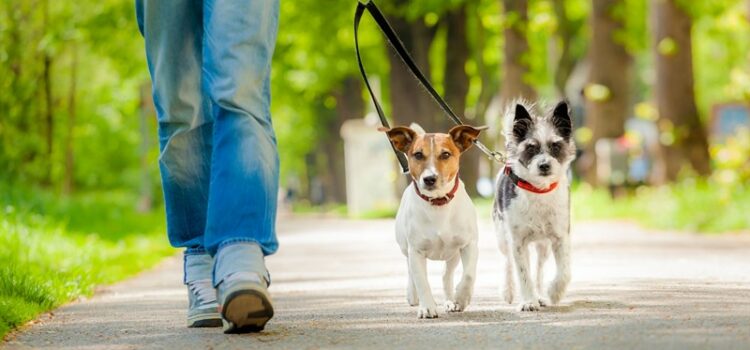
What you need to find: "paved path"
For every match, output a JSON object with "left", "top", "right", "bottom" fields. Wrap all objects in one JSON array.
[{"left": 5, "top": 217, "right": 750, "bottom": 349}]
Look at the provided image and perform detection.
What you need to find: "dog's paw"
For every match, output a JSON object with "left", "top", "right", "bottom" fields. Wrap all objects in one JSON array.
[
  {"left": 407, "top": 294, "right": 419, "bottom": 307},
  {"left": 444, "top": 300, "right": 463, "bottom": 312},
  {"left": 501, "top": 286, "right": 514, "bottom": 304},
  {"left": 417, "top": 304, "right": 439, "bottom": 319},
  {"left": 517, "top": 300, "right": 541, "bottom": 312},
  {"left": 548, "top": 278, "right": 569, "bottom": 305},
  {"left": 538, "top": 298, "right": 548, "bottom": 307}
]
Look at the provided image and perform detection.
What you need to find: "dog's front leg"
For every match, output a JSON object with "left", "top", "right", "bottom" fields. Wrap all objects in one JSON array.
[
  {"left": 408, "top": 249, "right": 438, "bottom": 318},
  {"left": 548, "top": 235, "right": 571, "bottom": 304},
  {"left": 511, "top": 238, "right": 540, "bottom": 311},
  {"left": 442, "top": 254, "right": 459, "bottom": 303},
  {"left": 449, "top": 241, "right": 478, "bottom": 312},
  {"left": 535, "top": 242, "right": 550, "bottom": 306},
  {"left": 407, "top": 259, "right": 419, "bottom": 306}
]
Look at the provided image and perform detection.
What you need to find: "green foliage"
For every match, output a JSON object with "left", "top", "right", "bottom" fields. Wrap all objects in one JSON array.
[
  {"left": 612, "top": 0, "right": 648, "bottom": 54},
  {"left": 572, "top": 181, "right": 750, "bottom": 232},
  {"left": 474, "top": 179, "right": 750, "bottom": 233},
  {"left": 272, "top": 1, "right": 383, "bottom": 183},
  {"left": 525, "top": 0, "right": 557, "bottom": 95},
  {"left": 692, "top": 0, "right": 750, "bottom": 117},
  {"left": 711, "top": 128, "right": 750, "bottom": 188},
  {"left": 0, "top": 186, "right": 173, "bottom": 338},
  {"left": 0, "top": 0, "right": 152, "bottom": 190}
]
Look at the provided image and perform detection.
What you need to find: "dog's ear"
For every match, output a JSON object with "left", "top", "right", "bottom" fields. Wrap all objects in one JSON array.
[
  {"left": 378, "top": 126, "right": 417, "bottom": 153},
  {"left": 513, "top": 104, "right": 533, "bottom": 142},
  {"left": 449, "top": 125, "right": 488, "bottom": 153},
  {"left": 551, "top": 100, "right": 572, "bottom": 140}
]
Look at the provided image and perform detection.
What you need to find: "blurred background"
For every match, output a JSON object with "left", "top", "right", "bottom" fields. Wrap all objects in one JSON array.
[{"left": 1, "top": 0, "right": 749, "bottom": 338}]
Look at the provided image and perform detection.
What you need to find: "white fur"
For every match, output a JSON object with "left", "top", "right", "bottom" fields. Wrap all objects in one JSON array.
[
  {"left": 395, "top": 178, "right": 479, "bottom": 319},
  {"left": 494, "top": 174, "right": 571, "bottom": 311}
]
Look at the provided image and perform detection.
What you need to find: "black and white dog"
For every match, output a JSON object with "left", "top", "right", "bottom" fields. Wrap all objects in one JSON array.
[{"left": 492, "top": 100, "right": 576, "bottom": 312}]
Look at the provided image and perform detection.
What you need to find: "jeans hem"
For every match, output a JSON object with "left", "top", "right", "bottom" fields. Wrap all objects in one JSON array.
[
  {"left": 217, "top": 239, "right": 263, "bottom": 252},
  {"left": 185, "top": 247, "right": 207, "bottom": 255}
]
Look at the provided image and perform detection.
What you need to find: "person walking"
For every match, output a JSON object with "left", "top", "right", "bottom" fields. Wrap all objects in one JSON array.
[{"left": 135, "top": 0, "right": 280, "bottom": 333}]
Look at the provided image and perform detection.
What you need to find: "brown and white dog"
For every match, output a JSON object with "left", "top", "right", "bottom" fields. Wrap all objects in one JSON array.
[{"left": 380, "top": 124, "right": 487, "bottom": 319}]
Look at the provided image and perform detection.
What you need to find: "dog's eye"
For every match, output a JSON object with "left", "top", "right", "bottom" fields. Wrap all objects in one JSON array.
[
  {"left": 413, "top": 152, "right": 425, "bottom": 160},
  {"left": 550, "top": 142, "right": 562, "bottom": 154},
  {"left": 439, "top": 151, "right": 451, "bottom": 160},
  {"left": 525, "top": 145, "right": 539, "bottom": 155}
]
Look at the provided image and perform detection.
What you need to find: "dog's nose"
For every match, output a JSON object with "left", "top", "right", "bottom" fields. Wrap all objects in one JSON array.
[
  {"left": 538, "top": 163, "right": 551, "bottom": 173},
  {"left": 422, "top": 175, "right": 437, "bottom": 187}
]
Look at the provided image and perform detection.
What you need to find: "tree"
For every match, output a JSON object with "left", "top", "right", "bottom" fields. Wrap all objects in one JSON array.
[
  {"left": 651, "top": 0, "right": 711, "bottom": 179},
  {"left": 322, "top": 76, "right": 364, "bottom": 203},
  {"left": 42, "top": 0, "right": 55, "bottom": 185},
  {"left": 63, "top": 43, "right": 77, "bottom": 195},
  {"left": 386, "top": 0, "right": 442, "bottom": 130},
  {"left": 500, "top": 0, "right": 536, "bottom": 104},
  {"left": 442, "top": 3, "right": 481, "bottom": 197},
  {"left": 552, "top": 0, "right": 586, "bottom": 97},
  {"left": 583, "top": 0, "right": 632, "bottom": 184}
]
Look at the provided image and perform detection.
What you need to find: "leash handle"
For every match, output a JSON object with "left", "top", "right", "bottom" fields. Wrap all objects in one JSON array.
[{"left": 355, "top": 0, "right": 504, "bottom": 171}]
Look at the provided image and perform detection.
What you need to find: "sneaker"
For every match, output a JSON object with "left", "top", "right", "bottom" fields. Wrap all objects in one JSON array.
[
  {"left": 187, "top": 279, "right": 222, "bottom": 327},
  {"left": 217, "top": 272, "right": 274, "bottom": 333}
]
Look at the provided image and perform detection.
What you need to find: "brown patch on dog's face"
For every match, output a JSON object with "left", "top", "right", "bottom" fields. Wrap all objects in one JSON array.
[
  {"left": 406, "top": 133, "right": 462, "bottom": 192},
  {"left": 380, "top": 125, "right": 486, "bottom": 194}
]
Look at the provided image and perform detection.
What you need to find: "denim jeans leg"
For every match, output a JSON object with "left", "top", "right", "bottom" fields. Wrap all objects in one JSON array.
[
  {"left": 136, "top": 0, "right": 213, "bottom": 250},
  {"left": 201, "top": 0, "right": 281, "bottom": 257},
  {"left": 184, "top": 249, "right": 213, "bottom": 284}
]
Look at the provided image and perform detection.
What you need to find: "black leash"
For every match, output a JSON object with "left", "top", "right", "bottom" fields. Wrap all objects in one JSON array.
[{"left": 354, "top": 0, "right": 505, "bottom": 174}]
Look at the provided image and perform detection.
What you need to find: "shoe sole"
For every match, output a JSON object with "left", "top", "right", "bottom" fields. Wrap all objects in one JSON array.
[
  {"left": 187, "top": 313, "right": 223, "bottom": 328},
  {"left": 222, "top": 289, "right": 274, "bottom": 333}
]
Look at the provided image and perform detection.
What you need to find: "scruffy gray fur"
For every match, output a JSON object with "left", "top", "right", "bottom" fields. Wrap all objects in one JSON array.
[{"left": 492, "top": 99, "right": 576, "bottom": 312}]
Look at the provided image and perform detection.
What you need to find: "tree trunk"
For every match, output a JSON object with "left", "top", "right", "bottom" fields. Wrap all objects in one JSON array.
[
  {"left": 63, "top": 44, "right": 77, "bottom": 195},
  {"left": 651, "top": 0, "right": 711, "bottom": 180},
  {"left": 322, "top": 76, "right": 363, "bottom": 204},
  {"left": 442, "top": 4, "right": 479, "bottom": 197},
  {"left": 500, "top": 0, "right": 537, "bottom": 105},
  {"left": 583, "top": 0, "right": 632, "bottom": 184},
  {"left": 552, "top": 0, "right": 578, "bottom": 97},
  {"left": 387, "top": 4, "right": 441, "bottom": 130},
  {"left": 42, "top": 0, "right": 54, "bottom": 185}
]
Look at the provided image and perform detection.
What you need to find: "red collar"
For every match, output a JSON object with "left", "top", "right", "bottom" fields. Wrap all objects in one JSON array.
[
  {"left": 413, "top": 176, "right": 460, "bottom": 206},
  {"left": 504, "top": 166, "right": 558, "bottom": 194}
]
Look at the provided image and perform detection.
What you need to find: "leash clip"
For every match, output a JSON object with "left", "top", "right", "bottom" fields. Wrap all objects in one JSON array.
[{"left": 488, "top": 151, "right": 506, "bottom": 164}]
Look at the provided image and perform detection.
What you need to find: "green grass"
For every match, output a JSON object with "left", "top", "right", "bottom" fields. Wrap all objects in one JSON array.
[
  {"left": 475, "top": 179, "right": 750, "bottom": 233},
  {"left": 571, "top": 180, "right": 750, "bottom": 233},
  {"left": 0, "top": 186, "right": 174, "bottom": 338}
]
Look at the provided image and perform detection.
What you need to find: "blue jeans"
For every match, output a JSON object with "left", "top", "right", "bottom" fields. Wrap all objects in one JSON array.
[{"left": 136, "top": 0, "right": 280, "bottom": 257}]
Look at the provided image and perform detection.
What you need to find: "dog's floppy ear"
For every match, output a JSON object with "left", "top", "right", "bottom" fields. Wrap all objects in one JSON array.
[
  {"left": 513, "top": 104, "right": 533, "bottom": 142},
  {"left": 449, "top": 125, "right": 488, "bottom": 153},
  {"left": 551, "top": 100, "right": 572, "bottom": 140},
  {"left": 378, "top": 126, "right": 417, "bottom": 153}
]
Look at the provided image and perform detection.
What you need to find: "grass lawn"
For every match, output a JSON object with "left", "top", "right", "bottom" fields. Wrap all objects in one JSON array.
[
  {"left": 0, "top": 186, "right": 174, "bottom": 339},
  {"left": 473, "top": 180, "right": 750, "bottom": 233}
]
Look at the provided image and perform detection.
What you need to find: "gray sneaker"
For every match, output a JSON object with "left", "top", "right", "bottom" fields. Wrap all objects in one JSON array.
[
  {"left": 218, "top": 272, "right": 274, "bottom": 333},
  {"left": 187, "top": 279, "right": 222, "bottom": 327}
]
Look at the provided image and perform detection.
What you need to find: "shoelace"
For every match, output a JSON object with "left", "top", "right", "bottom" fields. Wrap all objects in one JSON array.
[{"left": 188, "top": 279, "right": 217, "bottom": 306}]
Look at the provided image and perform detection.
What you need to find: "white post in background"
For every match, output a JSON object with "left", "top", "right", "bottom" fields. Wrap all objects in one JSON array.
[{"left": 340, "top": 77, "right": 399, "bottom": 217}]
